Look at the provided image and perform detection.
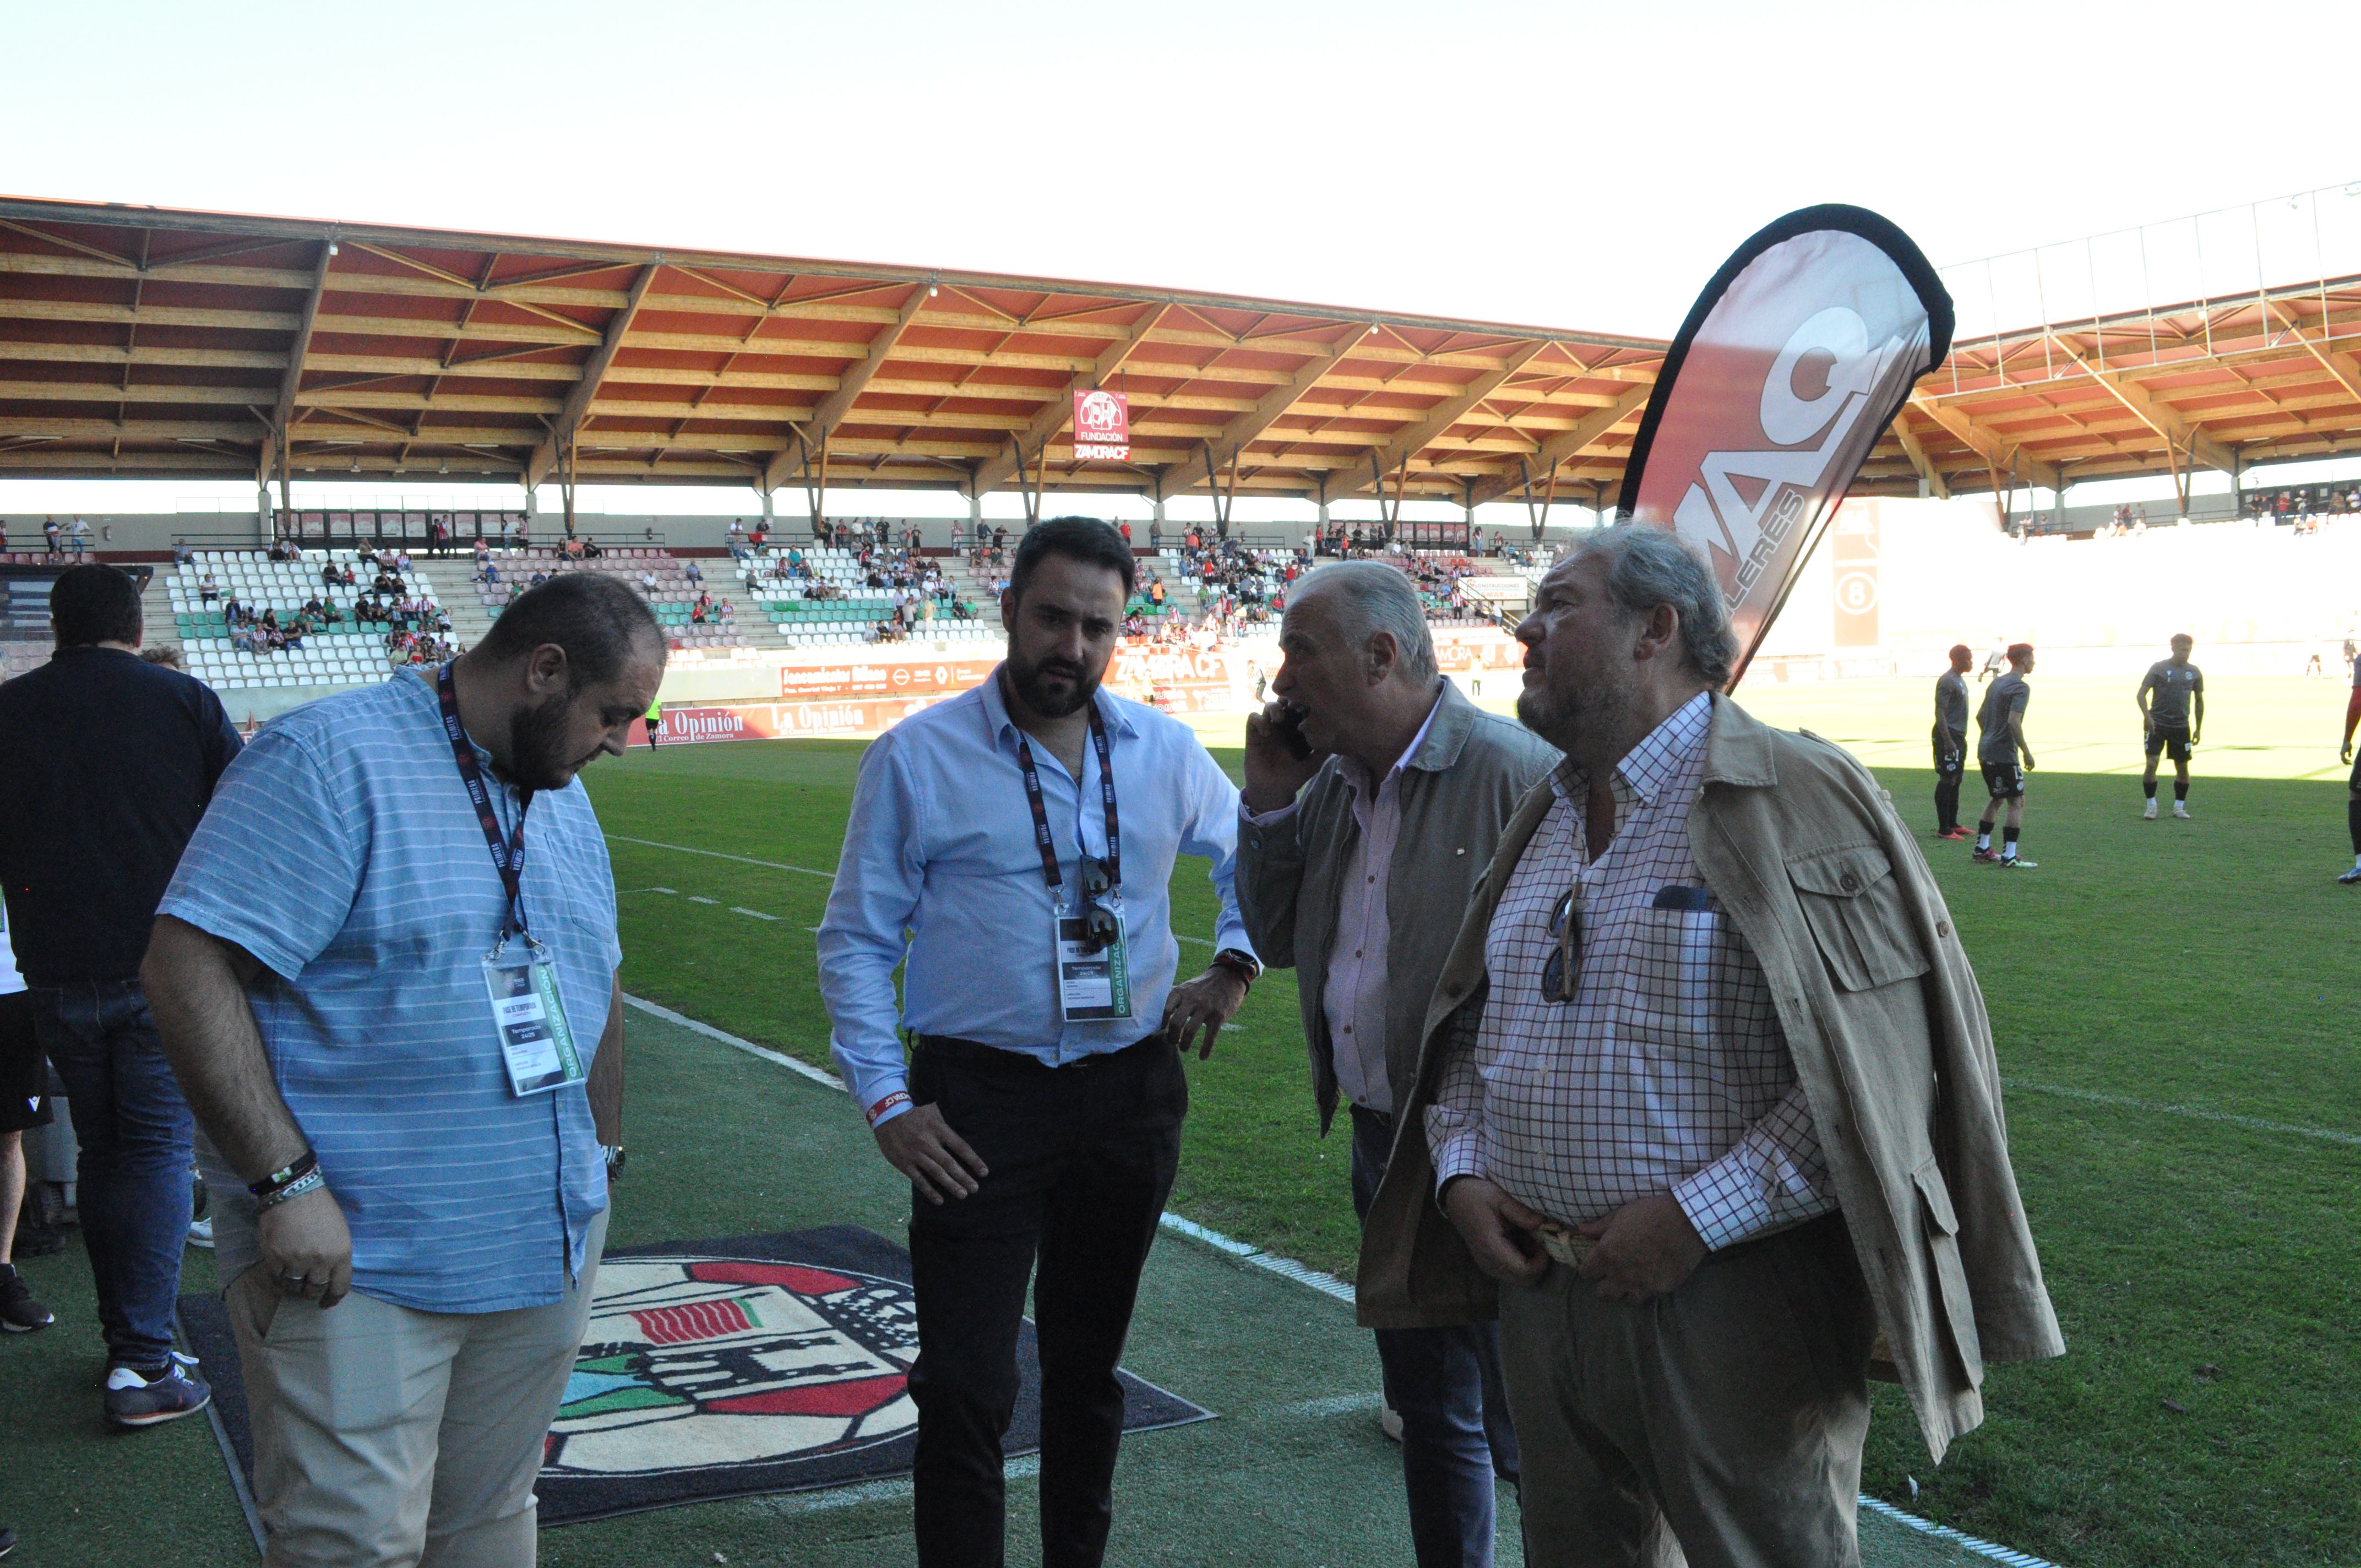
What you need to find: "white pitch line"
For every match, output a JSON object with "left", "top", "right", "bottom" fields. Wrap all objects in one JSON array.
[
  {"left": 2008, "top": 1080, "right": 2361, "bottom": 1148},
  {"left": 731, "top": 906, "right": 781, "bottom": 921},
  {"left": 621, "top": 993, "right": 844, "bottom": 1090},
  {"left": 687, "top": 895, "right": 720, "bottom": 905},
  {"left": 606, "top": 834, "right": 838, "bottom": 880},
  {"left": 1856, "top": 1495, "right": 2065, "bottom": 1568}
]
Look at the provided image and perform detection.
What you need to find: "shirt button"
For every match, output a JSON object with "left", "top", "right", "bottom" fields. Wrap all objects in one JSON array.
[
  {"left": 1354, "top": 949, "right": 1363, "bottom": 957},
  {"left": 1839, "top": 872, "right": 1860, "bottom": 892},
  {"left": 1367, "top": 875, "right": 1376, "bottom": 884},
  {"left": 1936, "top": 919, "right": 1951, "bottom": 937},
  {"left": 1343, "top": 1023, "right": 1352, "bottom": 1032}
]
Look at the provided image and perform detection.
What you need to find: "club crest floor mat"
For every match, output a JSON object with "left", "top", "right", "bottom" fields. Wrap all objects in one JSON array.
[{"left": 177, "top": 1224, "right": 1215, "bottom": 1527}]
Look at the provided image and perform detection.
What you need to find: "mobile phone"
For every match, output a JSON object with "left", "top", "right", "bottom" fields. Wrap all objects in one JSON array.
[{"left": 1270, "top": 705, "right": 1314, "bottom": 759}]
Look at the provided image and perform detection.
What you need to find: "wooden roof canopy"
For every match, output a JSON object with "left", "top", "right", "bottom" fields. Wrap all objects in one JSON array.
[{"left": 1, "top": 195, "right": 2357, "bottom": 509}]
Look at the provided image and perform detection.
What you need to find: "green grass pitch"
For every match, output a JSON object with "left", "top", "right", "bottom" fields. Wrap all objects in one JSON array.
[{"left": 584, "top": 672, "right": 2361, "bottom": 1568}]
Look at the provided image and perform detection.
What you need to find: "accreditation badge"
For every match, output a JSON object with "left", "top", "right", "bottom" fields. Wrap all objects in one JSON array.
[
  {"left": 482, "top": 939, "right": 587, "bottom": 1097},
  {"left": 1052, "top": 897, "right": 1133, "bottom": 1023}
]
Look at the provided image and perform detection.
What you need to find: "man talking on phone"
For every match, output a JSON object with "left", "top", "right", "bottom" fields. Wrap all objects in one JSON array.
[
  {"left": 1234, "top": 563, "right": 1553, "bottom": 1568},
  {"left": 818, "top": 518, "right": 1259, "bottom": 1568}
]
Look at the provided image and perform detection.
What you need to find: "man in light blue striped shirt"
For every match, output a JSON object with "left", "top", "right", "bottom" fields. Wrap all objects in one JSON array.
[
  {"left": 145, "top": 574, "right": 662, "bottom": 1567},
  {"left": 819, "top": 518, "right": 1259, "bottom": 1568}
]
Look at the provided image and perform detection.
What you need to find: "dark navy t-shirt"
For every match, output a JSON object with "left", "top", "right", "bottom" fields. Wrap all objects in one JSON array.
[{"left": 0, "top": 646, "right": 241, "bottom": 984}]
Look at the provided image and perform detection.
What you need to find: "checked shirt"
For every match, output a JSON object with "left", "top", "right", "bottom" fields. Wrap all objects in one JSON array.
[{"left": 1427, "top": 692, "right": 1835, "bottom": 1251}]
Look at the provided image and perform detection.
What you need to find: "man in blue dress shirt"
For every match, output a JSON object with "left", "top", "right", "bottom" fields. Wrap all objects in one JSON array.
[{"left": 819, "top": 518, "right": 1260, "bottom": 1568}]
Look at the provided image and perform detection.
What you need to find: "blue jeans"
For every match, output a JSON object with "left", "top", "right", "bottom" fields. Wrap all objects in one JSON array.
[
  {"left": 1351, "top": 1104, "right": 1521, "bottom": 1568},
  {"left": 31, "top": 980, "right": 193, "bottom": 1372}
]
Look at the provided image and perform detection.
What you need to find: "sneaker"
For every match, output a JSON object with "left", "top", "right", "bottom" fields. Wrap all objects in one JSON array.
[
  {"left": 2001, "top": 855, "right": 2038, "bottom": 869},
  {"left": 104, "top": 1352, "right": 211, "bottom": 1429},
  {"left": 1, "top": 1524, "right": 15, "bottom": 1558},
  {"left": 1379, "top": 1401, "right": 1403, "bottom": 1444},
  {"left": 186, "top": 1215, "right": 215, "bottom": 1250},
  {"left": 2172, "top": 803, "right": 2191, "bottom": 819},
  {"left": 2337, "top": 865, "right": 2361, "bottom": 885},
  {"left": 2142, "top": 799, "right": 2158, "bottom": 820},
  {"left": 1971, "top": 847, "right": 2000, "bottom": 864},
  {"left": 0, "top": 1265, "right": 53, "bottom": 1333},
  {"left": 1937, "top": 827, "right": 1971, "bottom": 840}
]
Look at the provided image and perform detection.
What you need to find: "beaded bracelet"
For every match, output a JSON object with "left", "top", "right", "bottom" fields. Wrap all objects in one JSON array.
[{"left": 254, "top": 1167, "right": 325, "bottom": 1212}]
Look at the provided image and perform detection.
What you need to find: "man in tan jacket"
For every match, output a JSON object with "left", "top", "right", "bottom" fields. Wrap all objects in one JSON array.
[{"left": 1359, "top": 526, "right": 2062, "bottom": 1568}]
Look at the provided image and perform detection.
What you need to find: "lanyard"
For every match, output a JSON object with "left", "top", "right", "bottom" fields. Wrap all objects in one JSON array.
[
  {"left": 1012, "top": 699, "right": 1118, "bottom": 896},
  {"left": 436, "top": 662, "right": 533, "bottom": 940}
]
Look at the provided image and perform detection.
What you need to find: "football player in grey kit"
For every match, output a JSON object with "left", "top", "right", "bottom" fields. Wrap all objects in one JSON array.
[{"left": 2136, "top": 634, "right": 2204, "bottom": 820}]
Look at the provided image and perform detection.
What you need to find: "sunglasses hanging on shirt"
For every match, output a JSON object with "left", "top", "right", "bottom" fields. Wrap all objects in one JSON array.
[{"left": 1542, "top": 885, "right": 1584, "bottom": 1004}]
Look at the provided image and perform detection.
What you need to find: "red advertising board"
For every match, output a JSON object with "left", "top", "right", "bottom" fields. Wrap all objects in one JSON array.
[{"left": 1073, "top": 389, "right": 1129, "bottom": 461}]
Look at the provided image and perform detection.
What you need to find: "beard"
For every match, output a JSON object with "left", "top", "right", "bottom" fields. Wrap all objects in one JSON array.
[
  {"left": 507, "top": 693, "right": 585, "bottom": 791},
  {"left": 1005, "top": 641, "right": 1102, "bottom": 719},
  {"left": 1516, "top": 656, "right": 1638, "bottom": 756}
]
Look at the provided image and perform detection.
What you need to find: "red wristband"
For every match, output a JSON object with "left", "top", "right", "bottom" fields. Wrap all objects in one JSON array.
[{"left": 864, "top": 1091, "right": 912, "bottom": 1128}]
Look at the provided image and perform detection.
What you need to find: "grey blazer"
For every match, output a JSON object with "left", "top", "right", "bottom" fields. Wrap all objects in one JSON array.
[{"left": 1233, "top": 681, "right": 1558, "bottom": 1134}]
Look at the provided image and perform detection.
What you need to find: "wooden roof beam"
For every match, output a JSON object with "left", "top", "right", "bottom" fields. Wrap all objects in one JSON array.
[
  {"left": 2265, "top": 300, "right": 2361, "bottom": 402},
  {"left": 760, "top": 282, "right": 932, "bottom": 492},
  {"left": 1907, "top": 395, "right": 2063, "bottom": 493},
  {"left": 1156, "top": 328, "right": 1373, "bottom": 496},
  {"left": 524, "top": 263, "right": 659, "bottom": 488},
  {"left": 258, "top": 241, "right": 334, "bottom": 480},
  {"left": 1465, "top": 382, "right": 1651, "bottom": 505},
  {"left": 1891, "top": 421, "right": 1951, "bottom": 500},
  {"left": 1324, "top": 342, "right": 1549, "bottom": 500},
  {"left": 969, "top": 305, "right": 1172, "bottom": 495},
  {"left": 2052, "top": 337, "right": 2237, "bottom": 476}
]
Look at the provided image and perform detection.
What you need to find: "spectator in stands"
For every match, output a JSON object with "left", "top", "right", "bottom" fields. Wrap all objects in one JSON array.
[
  {"left": 750, "top": 523, "right": 769, "bottom": 553},
  {"left": 0, "top": 564, "right": 241, "bottom": 1428},
  {"left": 727, "top": 519, "right": 747, "bottom": 561},
  {"left": 393, "top": 549, "right": 413, "bottom": 575},
  {"left": 171, "top": 539, "right": 192, "bottom": 569},
  {"left": 144, "top": 571, "right": 659, "bottom": 1568},
  {"left": 472, "top": 537, "right": 491, "bottom": 573},
  {"left": 582, "top": 539, "right": 602, "bottom": 560},
  {"left": 198, "top": 572, "right": 220, "bottom": 605},
  {"left": 529, "top": 570, "right": 548, "bottom": 588},
  {"left": 42, "top": 518, "right": 61, "bottom": 557},
  {"left": 140, "top": 646, "right": 184, "bottom": 671}
]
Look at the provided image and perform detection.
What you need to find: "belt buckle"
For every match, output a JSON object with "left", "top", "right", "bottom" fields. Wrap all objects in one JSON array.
[{"left": 1535, "top": 1221, "right": 1592, "bottom": 1268}]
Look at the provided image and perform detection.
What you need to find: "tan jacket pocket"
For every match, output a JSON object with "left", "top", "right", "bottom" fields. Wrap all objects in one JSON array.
[
  {"left": 1913, "top": 1157, "right": 1985, "bottom": 1389},
  {"left": 1786, "top": 844, "right": 1930, "bottom": 992}
]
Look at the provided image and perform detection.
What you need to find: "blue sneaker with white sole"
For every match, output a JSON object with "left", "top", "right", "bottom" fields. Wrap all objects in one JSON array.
[{"left": 104, "top": 1352, "right": 211, "bottom": 1429}]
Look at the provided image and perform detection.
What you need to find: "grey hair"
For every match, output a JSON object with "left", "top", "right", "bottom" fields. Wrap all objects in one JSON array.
[
  {"left": 1566, "top": 525, "right": 1739, "bottom": 689},
  {"left": 1291, "top": 561, "right": 1438, "bottom": 683}
]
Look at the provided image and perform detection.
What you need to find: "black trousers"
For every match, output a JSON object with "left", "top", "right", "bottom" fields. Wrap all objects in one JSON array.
[
  {"left": 907, "top": 1032, "right": 1186, "bottom": 1568},
  {"left": 1932, "top": 727, "right": 1966, "bottom": 832}
]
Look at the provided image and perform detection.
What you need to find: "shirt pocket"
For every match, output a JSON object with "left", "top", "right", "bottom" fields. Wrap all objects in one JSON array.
[{"left": 1784, "top": 844, "right": 1930, "bottom": 993}]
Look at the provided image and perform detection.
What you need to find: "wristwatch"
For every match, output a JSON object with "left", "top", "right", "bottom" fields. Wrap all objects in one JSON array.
[{"left": 1211, "top": 948, "right": 1263, "bottom": 986}]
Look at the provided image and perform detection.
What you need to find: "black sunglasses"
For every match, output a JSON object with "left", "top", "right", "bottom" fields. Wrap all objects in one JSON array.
[
  {"left": 1076, "top": 856, "right": 1122, "bottom": 953},
  {"left": 1541, "top": 887, "right": 1583, "bottom": 1004}
]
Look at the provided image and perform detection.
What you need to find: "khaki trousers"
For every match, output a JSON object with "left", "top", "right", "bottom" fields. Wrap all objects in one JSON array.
[
  {"left": 1497, "top": 1214, "right": 1873, "bottom": 1568},
  {"left": 225, "top": 1211, "right": 607, "bottom": 1568}
]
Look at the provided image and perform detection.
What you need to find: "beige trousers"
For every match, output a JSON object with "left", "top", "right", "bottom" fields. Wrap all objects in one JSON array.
[
  {"left": 1497, "top": 1213, "right": 1874, "bottom": 1568},
  {"left": 225, "top": 1211, "right": 607, "bottom": 1568}
]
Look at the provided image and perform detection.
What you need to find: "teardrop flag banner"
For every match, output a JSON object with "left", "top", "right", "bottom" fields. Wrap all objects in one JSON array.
[{"left": 1614, "top": 205, "right": 1953, "bottom": 688}]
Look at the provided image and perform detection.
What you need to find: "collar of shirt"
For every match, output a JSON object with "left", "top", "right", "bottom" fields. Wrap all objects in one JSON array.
[
  {"left": 1547, "top": 689, "right": 1713, "bottom": 817},
  {"left": 1337, "top": 688, "right": 1445, "bottom": 825},
  {"left": 978, "top": 665, "right": 1141, "bottom": 759}
]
